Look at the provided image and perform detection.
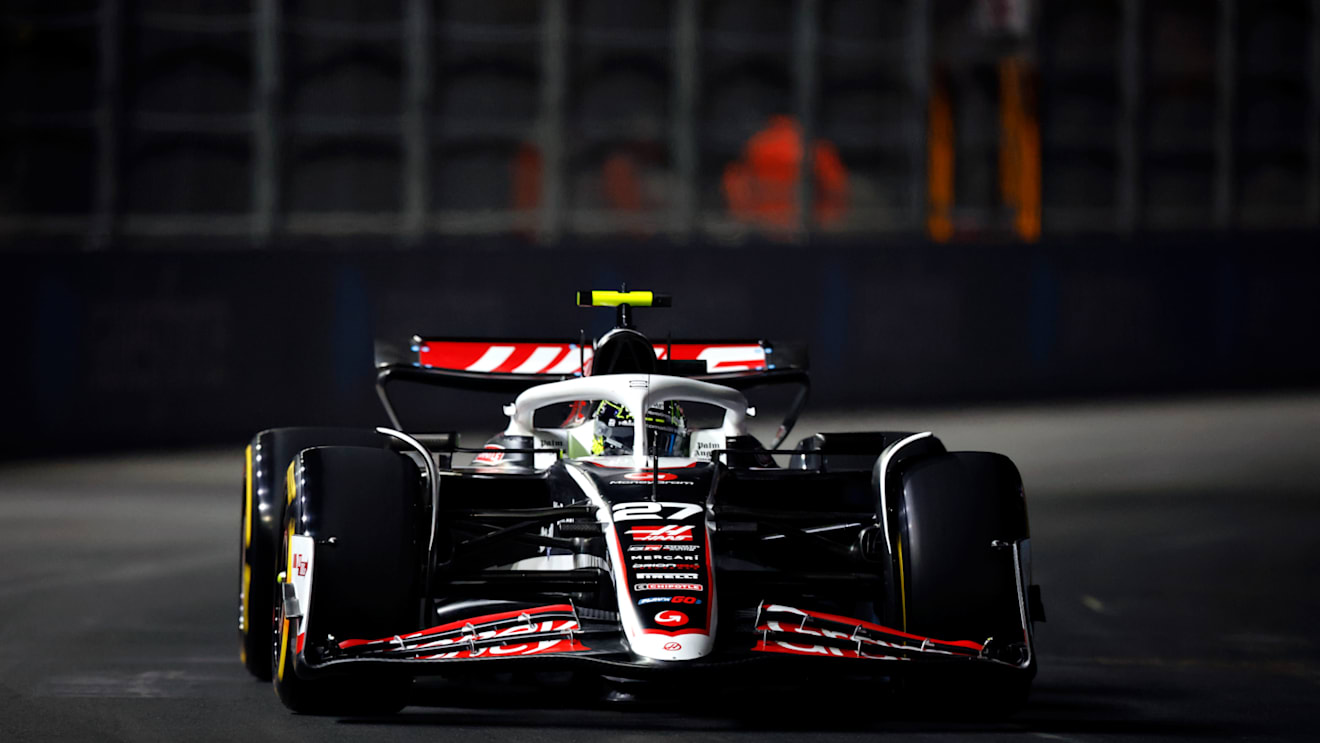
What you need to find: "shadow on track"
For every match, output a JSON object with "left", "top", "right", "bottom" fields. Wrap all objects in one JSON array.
[{"left": 328, "top": 673, "right": 1243, "bottom": 739}]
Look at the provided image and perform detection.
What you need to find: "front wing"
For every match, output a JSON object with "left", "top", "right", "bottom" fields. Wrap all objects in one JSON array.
[{"left": 295, "top": 601, "right": 1025, "bottom": 678}]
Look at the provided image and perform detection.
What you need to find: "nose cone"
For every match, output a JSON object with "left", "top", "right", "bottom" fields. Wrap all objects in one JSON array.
[{"left": 631, "top": 631, "right": 715, "bottom": 661}]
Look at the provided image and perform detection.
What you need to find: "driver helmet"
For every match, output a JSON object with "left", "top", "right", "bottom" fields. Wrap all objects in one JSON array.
[{"left": 591, "top": 400, "right": 688, "bottom": 456}]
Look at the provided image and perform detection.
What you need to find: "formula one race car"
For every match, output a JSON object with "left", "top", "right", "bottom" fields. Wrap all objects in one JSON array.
[{"left": 237, "top": 290, "right": 1043, "bottom": 715}]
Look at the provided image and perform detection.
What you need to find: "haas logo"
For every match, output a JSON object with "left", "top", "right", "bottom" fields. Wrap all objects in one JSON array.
[
  {"left": 655, "top": 610, "right": 689, "bottom": 627},
  {"left": 622, "top": 471, "right": 678, "bottom": 481},
  {"left": 626, "top": 525, "right": 695, "bottom": 541}
]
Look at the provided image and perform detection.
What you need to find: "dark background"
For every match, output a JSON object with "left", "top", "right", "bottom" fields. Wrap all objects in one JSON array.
[
  {"left": 3, "top": 0, "right": 1319, "bottom": 455},
  {"left": 3, "top": 4, "right": 1320, "bottom": 740}
]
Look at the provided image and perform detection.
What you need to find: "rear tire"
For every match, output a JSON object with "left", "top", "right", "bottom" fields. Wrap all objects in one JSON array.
[
  {"left": 892, "top": 452, "right": 1035, "bottom": 716},
  {"left": 238, "top": 427, "right": 385, "bottom": 680},
  {"left": 272, "top": 445, "right": 422, "bottom": 715}
]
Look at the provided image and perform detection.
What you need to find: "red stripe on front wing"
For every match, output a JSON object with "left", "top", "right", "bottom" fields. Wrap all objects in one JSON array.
[
  {"left": 338, "top": 603, "right": 576, "bottom": 649},
  {"left": 752, "top": 640, "right": 904, "bottom": 660},
  {"left": 761, "top": 604, "right": 984, "bottom": 651}
]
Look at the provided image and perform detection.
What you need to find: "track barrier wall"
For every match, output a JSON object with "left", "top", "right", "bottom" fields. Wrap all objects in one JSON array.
[{"left": 4, "top": 236, "right": 1317, "bottom": 455}]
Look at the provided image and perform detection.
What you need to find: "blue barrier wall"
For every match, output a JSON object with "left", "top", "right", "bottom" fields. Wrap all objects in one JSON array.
[{"left": 5, "top": 236, "right": 1318, "bottom": 455}]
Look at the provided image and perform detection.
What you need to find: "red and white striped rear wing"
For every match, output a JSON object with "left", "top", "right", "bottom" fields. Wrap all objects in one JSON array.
[
  {"left": 410, "top": 338, "right": 798, "bottom": 376},
  {"left": 374, "top": 337, "right": 809, "bottom": 439}
]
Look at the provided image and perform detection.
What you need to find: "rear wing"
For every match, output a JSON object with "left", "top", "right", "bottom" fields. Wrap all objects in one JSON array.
[
  {"left": 375, "top": 337, "right": 810, "bottom": 447},
  {"left": 410, "top": 338, "right": 803, "bottom": 376}
]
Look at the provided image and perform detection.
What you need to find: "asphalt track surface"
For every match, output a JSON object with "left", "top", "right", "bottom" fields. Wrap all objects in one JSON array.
[{"left": 2, "top": 393, "right": 1318, "bottom": 742}]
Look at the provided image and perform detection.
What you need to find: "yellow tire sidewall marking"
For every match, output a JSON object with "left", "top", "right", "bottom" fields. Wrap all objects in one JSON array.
[
  {"left": 240, "top": 563, "right": 252, "bottom": 636},
  {"left": 277, "top": 617, "right": 291, "bottom": 683},
  {"left": 277, "top": 459, "right": 298, "bottom": 684},
  {"left": 285, "top": 460, "right": 297, "bottom": 507},
  {"left": 240, "top": 446, "right": 253, "bottom": 652},
  {"left": 243, "top": 445, "right": 253, "bottom": 549},
  {"left": 897, "top": 534, "right": 908, "bottom": 632}
]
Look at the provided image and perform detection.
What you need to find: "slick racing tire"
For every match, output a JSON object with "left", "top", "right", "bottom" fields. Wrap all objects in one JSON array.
[
  {"left": 273, "top": 445, "right": 422, "bottom": 715},
  {"left": 239, "top": 427, "right": 385, "bottom": 680},
  {"left": 892, "top": 451, "right": 1035, "bottom": 715}
]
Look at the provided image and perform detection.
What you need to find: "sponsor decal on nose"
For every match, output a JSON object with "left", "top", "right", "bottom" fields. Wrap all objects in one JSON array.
[
  {"left": 635, "top": 583, "right": 703, "bottom": 591},
  {"left": 655, "top": 610, "right": 689, "bottom": 626}
]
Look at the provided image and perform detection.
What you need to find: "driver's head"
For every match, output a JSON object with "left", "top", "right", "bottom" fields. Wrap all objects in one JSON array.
[{"left": 591, "top": 400, "right": 689, "bottom": 456}]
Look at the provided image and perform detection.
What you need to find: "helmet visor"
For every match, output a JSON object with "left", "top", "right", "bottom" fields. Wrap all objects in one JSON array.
[{"left": 591, "top": 401, "right": 689, "bottom": 457}]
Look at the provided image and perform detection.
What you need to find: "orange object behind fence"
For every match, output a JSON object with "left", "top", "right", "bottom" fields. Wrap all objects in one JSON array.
[
  {"left": 925, "top": 59, "right": 1039, "bottom": 242},
  {"left": 723, "top": 115, "right": 848, "bottom": 231},
  {"left": 999, "top": 56, "right": 1040, "bottom": 242},
  {"left": 926, "top": 73, "right": 956, "bottom": 242}
]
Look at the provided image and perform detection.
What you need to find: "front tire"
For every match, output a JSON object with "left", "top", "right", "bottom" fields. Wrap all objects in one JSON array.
[
  {"left": 272, "top": 445, "right": 423, "bottom": 715},
  {"left": 239, "top": 427, "right": 386, "bottom": 680},
  {"left": 892, "top": 451, "right": 1035, "bottom": 715}
]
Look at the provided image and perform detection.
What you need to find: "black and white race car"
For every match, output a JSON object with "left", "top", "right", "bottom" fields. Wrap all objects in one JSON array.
[{"left": 238, "top": 290, "right": 1043, "bottom": 715}]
